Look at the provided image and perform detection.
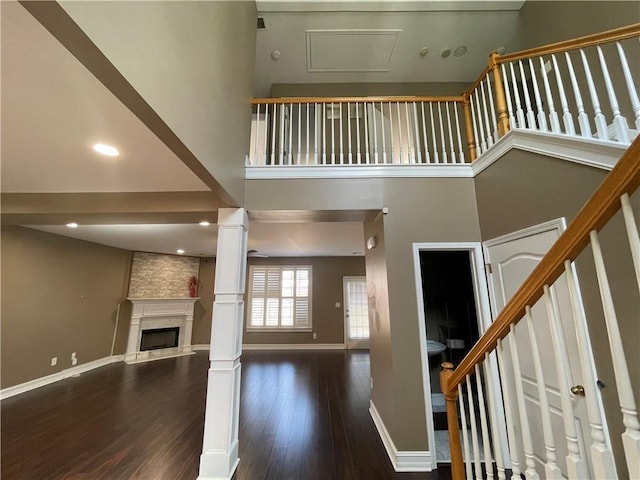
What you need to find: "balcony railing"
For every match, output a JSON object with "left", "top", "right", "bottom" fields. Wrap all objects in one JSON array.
[{"left": 248, "top": 24, "right": 640, "bottom": 170}]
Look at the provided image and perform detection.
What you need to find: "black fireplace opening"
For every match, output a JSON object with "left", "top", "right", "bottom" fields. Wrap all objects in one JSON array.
[{"left": 140, "top": 327, "right": 180, "bottom": 351}]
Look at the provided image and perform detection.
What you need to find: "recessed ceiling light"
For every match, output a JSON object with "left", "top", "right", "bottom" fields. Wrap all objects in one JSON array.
[
  {"left": 454, "top": 46, "right": 468, "bottom": 57},
  {"left": 271, "top": 50, "right": 281, "bottom": 60},
  {"left": 92, "top": 143, "right": 119, "bottom": 157},
  {"left": 66, "top": 222, "right": 78, "bottom": 228},
  {"left": 199, "top": 221, "right": 210, "bottom": 226},
  {"left": 441, "top": 48, "right": 451, "bottom": 58},
  {"left": 176, "top": 249, "right": 185, "bottom": 255},
  {"left": 419, "top": 46, "right": 429, "bottom": 57},
  {"left": 496, "top": 46, "right": 506, "bottom": 55}
]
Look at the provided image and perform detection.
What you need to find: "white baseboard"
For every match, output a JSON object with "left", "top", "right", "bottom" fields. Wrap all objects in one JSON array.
[
  {"left": 1, "top": 354, "right": 124, "bottom": 400},
  {"left": 369, "top": 400, "right": 434, "bottom": 472},
  {"left": 241, "top": 343, "right": 345, "bottom": 351},
  {"left": 192, "top": 344, "right": 211, "bottom": 351}
]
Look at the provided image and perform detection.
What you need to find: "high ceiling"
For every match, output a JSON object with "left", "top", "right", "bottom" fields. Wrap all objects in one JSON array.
[{"left": 2, "top": 0, "right": 526, "bottom": 257}]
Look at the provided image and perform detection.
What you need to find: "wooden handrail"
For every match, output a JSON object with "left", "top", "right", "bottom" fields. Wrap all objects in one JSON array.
[
  {"left": 497, "top": 23, "right": 640, "bottom": 63},
  {"left": 251, "top": 95, "right": 464, "bottom": 105},
  {"left": 465, "top": 66, "right": 491, "bottom": 98},
  {"left": 447, "top": 134, "right": 640, "bottom": 390}
]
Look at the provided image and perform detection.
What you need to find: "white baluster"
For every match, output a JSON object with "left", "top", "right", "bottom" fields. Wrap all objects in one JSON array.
[
  {"left": 288, "top": 104, "right": 293, "bottom": 164},
  {"left": 544, "top": 284, "right": 589, "bottom": 478},
  {"left": 528, "top": 58, "right": 548, "bottom": 132},
  {"left": 621, "top": 193, "right": 640, "bottom": 289},
  {"left": 518, "top": 60, "right": 537, "bottom": 130},
  {"left": 263, "top": 103, "right": 269, "bottom": 165},
  {"left": 253, "top": 103, "right": 260, "bottom": 165},
  {"left": 405, "top": 102, "right": 414, "bottom": 163},
  {"left": 551, "top": 54, "right": 576, "bottom": 136},
  {"left": 474, "top": 92, "right": 488, "bottom": 154},
  {"left": 480, "top": 82, "right": 494, "bottom": 147},
  {"left": 466, "top": 374, "right": 483, "bottom": 480},
  {"left": 617, "top": 42, "right": 640, "bottom": 131},
  {"left": 306, "top": 103, "right": 310, "bottom": 164},
  {"left": 279, "top": 104, "right": 285, "bottom": 165},
  {"left": 509, "top": 62, "right": 526, "bottom": 128},
  {"left": 564, "top": 259, "right": 618, "bottom": 479},
  {"left": 565, "top": 52, "right": 592, "bottom": 138},
  {"left": 314, "top": 103, "right": 319, "bottom": 164},
  {"left": 372, "top": 103, "right": 379, "bottom": 164},
  {"left": 496, "top": 339, "right": 523, "bottom": 478},
  {"left": 356, "top": 102, "right": 361, "bottom": 164},
  {"left": 322, "top": 103, "right": 326, "bottom": 164},
  {"left": 540, "top": 57, "right": 561, "bottom": 134},
  {"left": 381, "top": 102, "right": 387, "bottom": 164},
  {"left": 347, "top": 102, "right": 352, "bottom": 165},
  {"left": 331, "top": 102, "right": 335, "bottom": 164},
  {"left": 297, "top": 103, "right": 301, "bottom": 164},
  {"left": 591, "top": 230, "right": 640, "bottom": 478},
  {"left": 454, "top": 102, "right": 464, "bottom": 163},
  {"left": 483, "top": 354, "right": 506, "bottom": 480},
  {"left": 469, "top": 94, "right": 482, "bottom": 156},
  {"left": 430, "top": 103, "right": 439, "bottom": 162},
  {"left": 421, "top": 103, "right": 431, "bottom": 163},
  {"left": 446, "top": 102, "right": 456, "bottom": 162},
  {"left": 438, "top": 102, "right": 448, "bottom": 163},
  {"left": 525, "top": 306, "right": 563, "bottom": 479},
  {"left": 458, "top": 383, "right": 474, "bottom": 479},
  {"left": 501, "top": 64, "right": 517, "bottom": 129},
  {"left": 364, "top": 103, "right": 370, "bottom": 164},
  {"left": 485, "top": 77, "right": 499, "bottom": 142},
  {"left": 389, "top": 102, "right": 396, "bottom": 163},
  {"left": 597, "top": 46, "right": 631, "bottom": 144},
  {"left": 475, "top": 364, "right": 495, "bottom": 480},
  {"left": 580, "top": 49, "right": 609, "bottom": 141},
  {"left": 413, "top": 102, "right": 422, "bottom": 163},
  {"left": 507, "top": 325, "right": 540, "bottom": 479},
  {"left": 339, "top": 102, "right": 344, "bottom": 165},
  {"left": 396, "top": 102, "right": 404, "bottom": 163}
]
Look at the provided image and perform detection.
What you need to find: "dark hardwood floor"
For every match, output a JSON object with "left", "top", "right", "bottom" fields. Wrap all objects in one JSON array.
[{"left": 2, "top": 350, "right": 451, "bottom": 480}]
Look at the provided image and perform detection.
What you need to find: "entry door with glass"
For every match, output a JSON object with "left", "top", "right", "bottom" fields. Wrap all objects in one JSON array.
[{"left": 343, "top": 276, "right": 370, "bottom": 349}]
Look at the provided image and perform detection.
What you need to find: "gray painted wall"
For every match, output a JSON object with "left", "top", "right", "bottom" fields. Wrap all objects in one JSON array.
[{"left": 474, "top": 149, "right": 640, "bottom": 476}]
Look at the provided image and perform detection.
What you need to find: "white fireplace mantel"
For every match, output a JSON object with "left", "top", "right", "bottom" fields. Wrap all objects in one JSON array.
[{"left": 125, "top": 297, "right": 199, "bottom": 364}]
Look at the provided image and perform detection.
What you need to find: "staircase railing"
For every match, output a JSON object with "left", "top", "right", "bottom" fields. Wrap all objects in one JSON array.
[
  {"left": 440, "top": 134, "right": 640, "bottom": 479},
  {"left": 248, "top": 24, "right": 640, "bottom": 169}
]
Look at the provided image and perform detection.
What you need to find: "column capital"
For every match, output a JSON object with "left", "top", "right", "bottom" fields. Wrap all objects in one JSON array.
[{"left": 218, "top": 208, "right": 248, "bottom": 229}]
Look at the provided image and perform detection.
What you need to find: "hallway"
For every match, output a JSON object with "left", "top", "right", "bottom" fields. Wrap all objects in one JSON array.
[{"left": 2, "top": 350, "right": 451, "bottom": 480}]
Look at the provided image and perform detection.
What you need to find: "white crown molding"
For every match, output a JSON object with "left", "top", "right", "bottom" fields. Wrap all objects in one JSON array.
[
  {"left": 241, "top": 343, "right": 346, "bottom": 350},
  {"left": 1, "top": 355, "right": 124, "bottom": 400},
  {"left": 369, "top": 400, "right": 434, "bottom": 472},
  {"left": 471, "top": 129, "right": 627, "bottom": 175},
  {"left": 246, "top": 164, "right": 472, "bottom": 179}
]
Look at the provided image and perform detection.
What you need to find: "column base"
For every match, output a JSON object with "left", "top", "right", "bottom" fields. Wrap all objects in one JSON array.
[{"left": 198, "top": 440, "right": 239, "bottom": 480}]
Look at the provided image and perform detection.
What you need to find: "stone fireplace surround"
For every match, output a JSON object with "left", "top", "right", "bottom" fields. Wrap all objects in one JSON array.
[{"left": 125, "top": 298, "right": 199, "bottom": 364}]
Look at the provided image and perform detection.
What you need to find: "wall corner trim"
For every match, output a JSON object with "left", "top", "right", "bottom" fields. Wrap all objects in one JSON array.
[
  {"left": 369, "top": 400, "right": 434, "bottom": 472},
  {"left": 1, "top": 354, "right": 124, "bottom": 400},
  {"left": 241, "top": 343, "right": 346, "bottom": 351}
]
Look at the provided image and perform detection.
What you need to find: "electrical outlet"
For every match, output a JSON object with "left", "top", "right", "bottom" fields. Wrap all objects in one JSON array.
[
  {"left": 312, "top": 332, "right": 317, "bottom": 340},
  {"left": 71, "top": 352, "right": 78, "bottom": 366},
  {"left": 335, "top": 302, "right": 341, "bottom": 308},
  {"left": 50, "top": 357, "right": 57, "bottom": 367}
]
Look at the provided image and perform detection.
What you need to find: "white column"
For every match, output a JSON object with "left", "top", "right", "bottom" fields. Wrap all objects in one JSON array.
[{"left": 199, "top": 208, "right": 249, "bottom": 480}]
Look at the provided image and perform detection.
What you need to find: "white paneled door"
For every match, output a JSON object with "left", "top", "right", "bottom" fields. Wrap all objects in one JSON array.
[
  {"left": 484, "top": 219, "right": 598, "bottom": 478},
  {"left": 343, "top": 276, "right": 370, "bottom": 349}
]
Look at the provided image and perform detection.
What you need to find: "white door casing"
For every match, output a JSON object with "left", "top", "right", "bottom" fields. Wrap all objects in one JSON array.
[
  {"left": 484, "top": 218, "right": 606, "bottom": 477},
  {"left": 343, "top": 276, "right": 370, "bottom": 349}
]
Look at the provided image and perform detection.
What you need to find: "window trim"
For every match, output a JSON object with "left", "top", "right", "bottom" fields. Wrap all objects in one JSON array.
[{"left": 246, "top": 265, "right": 313, "bottom": 332}]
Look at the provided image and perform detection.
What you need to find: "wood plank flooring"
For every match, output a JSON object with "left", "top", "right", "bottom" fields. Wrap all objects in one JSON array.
[{"left": 1, "top": 350, "right": 451, "bottom": 480}]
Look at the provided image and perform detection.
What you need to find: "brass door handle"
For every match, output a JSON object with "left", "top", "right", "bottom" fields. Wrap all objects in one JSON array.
[{"left": 571, "top": 385, "right": 586, "bottom": 396}]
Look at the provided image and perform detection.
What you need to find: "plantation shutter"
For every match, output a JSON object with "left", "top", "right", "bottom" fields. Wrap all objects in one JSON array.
[{"left": 248, "top": 265, "right": 312, "bottom": 330}]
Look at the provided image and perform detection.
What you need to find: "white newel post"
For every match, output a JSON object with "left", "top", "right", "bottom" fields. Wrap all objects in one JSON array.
[{"left": 198, "top": 208, "right": 248, "bottom": 480}]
